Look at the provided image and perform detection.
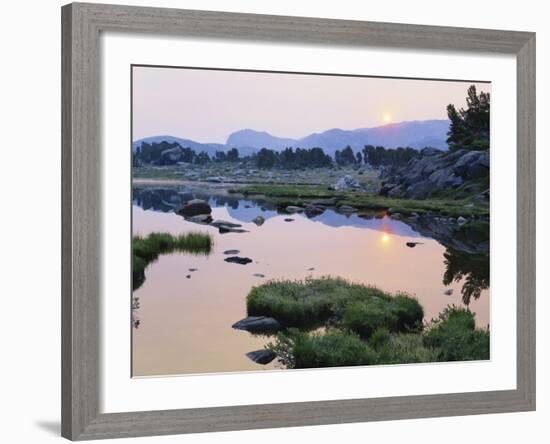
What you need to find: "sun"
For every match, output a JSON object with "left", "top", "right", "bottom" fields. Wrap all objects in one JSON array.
[{"left": 382, "top": 112, "right": 393, "bottom": 123}]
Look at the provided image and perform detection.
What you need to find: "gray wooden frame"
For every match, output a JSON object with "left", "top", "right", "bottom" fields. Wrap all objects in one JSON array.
[{"left": 61, "top": 2, "right": 536, "bottom": 440}]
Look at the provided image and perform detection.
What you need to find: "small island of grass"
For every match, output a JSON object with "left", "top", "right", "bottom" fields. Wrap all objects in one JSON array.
[
  {"left": 133, "top": 232, "right": 213, "bottom": 289},
  {"left": 246, "top": 277, "right": 489, "bottom": 368}
]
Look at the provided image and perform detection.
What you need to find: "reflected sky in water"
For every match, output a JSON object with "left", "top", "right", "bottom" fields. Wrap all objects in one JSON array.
[{"left": 132, "top": 186, "right": 489, "bottom": 376}]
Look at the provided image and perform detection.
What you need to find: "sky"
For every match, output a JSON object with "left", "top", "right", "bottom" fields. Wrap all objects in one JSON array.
[{"left": 132, "top": 66, "right": 491, "bottom": 143}]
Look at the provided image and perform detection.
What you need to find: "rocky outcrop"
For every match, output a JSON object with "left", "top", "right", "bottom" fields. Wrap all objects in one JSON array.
[{"left": 380, "top": 149, "right": 489, "bottom": 200}]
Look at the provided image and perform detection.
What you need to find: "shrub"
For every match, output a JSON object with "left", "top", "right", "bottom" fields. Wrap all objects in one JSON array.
[
  {"left": 368, "top": 327, "right": 391, "bottom": 350},
  {"left": 423, "top": 306, "right": 489, "bottom": 361},
  {"left": 269, "top": 330, "right": 378, "bottom": 369},
  {"left": 391, "top": 294, "right": 424, "bottom": 332}
]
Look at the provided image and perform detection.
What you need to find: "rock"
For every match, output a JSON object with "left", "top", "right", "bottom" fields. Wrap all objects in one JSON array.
[
  {"left": 457, "top": 216, "right": 468, "bottom": 225},
  {"left": 338, "top": 205, "right": 358, "bottom": 214},
  {"left": 224, "top": 256, "right": 253, "bottom": 265},
  {"left": 334, "top": 175, "right": 362, "bottom": 191},
  {"left": 154, "top": 147, "right": 183, "bottom": 165},
  {"left": 177, "top": 199, "right": 212, "bottom": 217},
  {"left": 310, "top": 198, "right": 338, "bottom": 206},
  {"left": 189, "top": 268, "right": 198, "bottom": 272},
  {"left": 304, "top": 205, "right": 325, "bottom": 217},
  {"left": 444, "top": 288, "right": 454, "bottom": 296},
  {"left": 406, "top": 242, "right": 424, "bottom": 248},
  {"left": 307, "top": 267, "right": 315, "bottom": 271},
  {"left": 388, "top": 185, "right": 405, "bottom": 198},
  {"left": 186, "top": 275, "right": 191, "bottom": 279},
  {"left": 219, "top": 227, "right": 248, "bottom": 234},
  {"left": 284, "top": 218, "right": 294, "bottom": 222},
  {"left": 379, "top": 149, "right": 488, "bottom": 199},
  {"left": 286, "top": 205, "right": 304, "bottom": 213},
  {"left": 186, "top": 214, "right": 213, "bottom": 224},
  {"left": 252, "top": 215, "right": 265, "bottom": 226},
  {"left": 253, "top": 273, "right": 265, "bottom": 278},
  {"left": 246, "top": 349, "right": 277, "bottom": 365},
  {"left": 223, "top": 249, "right": 240, "bottom": 255},
  {"left": 232, "top": 316, "right": 282, "bottom": 333},
  {"left": 211, "top": 220, "right": 242, "bottom": 229},
  {"left": 391, "top": 212, "right": 402, "bottom": 220},
  {"left": 421, "top": 147, "right": 444, "bottom": 157},
  {"left": 205, "top": 176, "right": 224, "bottom": 183}
]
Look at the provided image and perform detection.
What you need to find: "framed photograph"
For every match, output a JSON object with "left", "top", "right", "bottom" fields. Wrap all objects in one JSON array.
[{"left": 61, "top": 2, "right": 536, "bottom": 440}]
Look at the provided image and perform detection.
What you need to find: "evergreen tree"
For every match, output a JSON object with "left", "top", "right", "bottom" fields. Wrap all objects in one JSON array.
[{"left": 446, "top": 85, "right": 490, "bottom": 151}]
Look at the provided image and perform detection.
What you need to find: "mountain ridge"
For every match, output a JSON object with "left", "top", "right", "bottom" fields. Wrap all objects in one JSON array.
[{"left": 133, "top": 119, "right": 450, "bottom": 156}]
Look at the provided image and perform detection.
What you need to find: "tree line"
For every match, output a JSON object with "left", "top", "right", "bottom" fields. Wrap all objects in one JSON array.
[
  {"left": 133, "top": 141, "right": 426, "bottom": 170},
  {"left": 134, "top": 142, "right": 425, "bottom": 169}
]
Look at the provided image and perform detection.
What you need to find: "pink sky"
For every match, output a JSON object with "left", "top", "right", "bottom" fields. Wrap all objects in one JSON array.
[{"left": 132, "top": 66, "right": 490, "bottom": 143}]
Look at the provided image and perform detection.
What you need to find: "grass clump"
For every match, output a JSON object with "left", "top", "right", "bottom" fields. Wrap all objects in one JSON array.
[
  {"left": 268, "top": 329, "right": 378, "bottom": 369},
  {"left": 375, "top": 333, "right": 442, "bottom": 365},
  {"left": 246, "top": 277, "right": 391, "bottom": 329},
  {"left": 423, "top": 306, "right": 490, "bottom": 361},
  {"left": 132, "top": 232, "right": 212, "bottom": 290},
  {"left": 342, "top": 294, "right": 423, "bottom": 338}
]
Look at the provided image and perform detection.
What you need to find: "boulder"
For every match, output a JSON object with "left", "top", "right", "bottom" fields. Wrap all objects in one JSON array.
[
  {"left": 252, "top": 215, "right": 265, "bottom": 226},
  {"left": 219, "top": 227, "right": 248, "bottom": 234},
  {"left": 232, "top": 316, "right": 282, "bottom": 333},
  {"left": 286, "top": 205, "right": 304, "bottom": 213},
  {"left": 224, "top": 256, "right": 253, "bottom": 265},
  {"left": 334, "top": 175, "right": 362, "bottom": 191},
  {"left": 246, "top": 349, "right": 277, "bottom": 365},
  {"left": 223, "top": 249, "right": 240, "bottom": 255},
  {"left": 177, "top": 199, "right": 212, "bottom": 217},
  {"left": 211, "top": 220, "right": 242, "bottom": 229},
  {"left": 304, "top": 205, "right": 325, "bottom": 217},
  {"left": 338, "top": 205, "right": 358, "bottom": 214}
]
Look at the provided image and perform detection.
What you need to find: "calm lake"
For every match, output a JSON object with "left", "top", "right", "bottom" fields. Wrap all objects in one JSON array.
[{"left": 132, "top": 184, "right": 490, "bottom": 376}]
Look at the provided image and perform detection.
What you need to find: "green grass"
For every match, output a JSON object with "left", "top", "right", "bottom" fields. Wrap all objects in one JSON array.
[
  {"left": 230, "top": 183, "right": 489, "bottom": 217},
  {"left": 132, "top": 232, "right": 212, "bottom": 290},
  {"left": 228, "top": 183, "right": 341, "bottom": 199},
  {"left": 375, "top": 333, "right": 442, "bottom": 365},
  {"left": 341, "top": 294, "right": 424, "bottom": 339},
  {"left": 247, "top": 276, "right": 489, "bottom": 368},
  {"left": 268, "top": 329, "right": 378, "bottom": 369},
  {"left": 246, "top": 277, "right": 392, "bottom": 329}
]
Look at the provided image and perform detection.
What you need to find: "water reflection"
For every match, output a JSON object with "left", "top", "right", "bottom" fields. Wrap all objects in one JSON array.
[
  {"left": 131, "top": 185, "right": 490, "bottom": 374},
  {"left": 443, "top": 249, "right": 490, "bottom": 305}
]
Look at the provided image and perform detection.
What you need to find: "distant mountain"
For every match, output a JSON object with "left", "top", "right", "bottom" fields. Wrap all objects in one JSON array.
[
  {"left": 133, "top": 120, "right": 450, "bottom": 157},
  {"left": 226, "top": 129, "right": 296, "bottom": 151},
  {"left": 352, "top": 120, "right": 450, "bottom": 150},
  {"left": 132, "top": 135, "right": 224, "bottom": 157}
]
